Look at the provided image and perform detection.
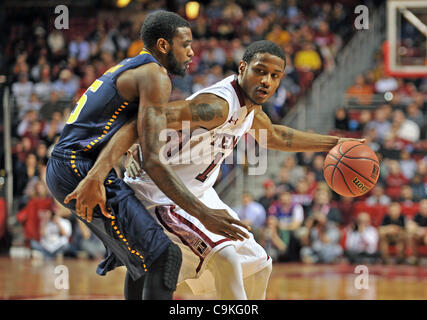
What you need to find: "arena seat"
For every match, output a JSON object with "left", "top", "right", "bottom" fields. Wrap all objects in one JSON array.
[{"left": 353, "top": 202, "right": 388, "bottom": 227}]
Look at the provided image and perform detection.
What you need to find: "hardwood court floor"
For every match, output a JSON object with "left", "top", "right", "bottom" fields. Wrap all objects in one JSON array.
[{"left": 0, "top": 257, "right": 426, "bottom": 300}]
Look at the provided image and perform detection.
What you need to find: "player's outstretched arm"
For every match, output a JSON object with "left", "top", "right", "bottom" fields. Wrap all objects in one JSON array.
[{"left": 250, "top": 109, "right": 365, "bottom": 152}]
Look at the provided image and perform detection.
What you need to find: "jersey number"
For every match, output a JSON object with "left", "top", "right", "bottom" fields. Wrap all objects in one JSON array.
[
  {"left": 66, "top": 79, "right": 103, "bottom": 124},
  {"left": 195, "top": 152, "right": 224, "bottom": 182}
]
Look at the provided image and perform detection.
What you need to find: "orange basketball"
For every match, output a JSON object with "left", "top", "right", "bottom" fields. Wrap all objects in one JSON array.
[{"left": 323, "top": 141, "right": 380, "bottom": 197}]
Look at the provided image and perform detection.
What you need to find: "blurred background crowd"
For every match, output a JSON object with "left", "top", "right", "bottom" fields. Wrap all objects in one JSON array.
[{"left": 0, "top": 0, "right": 425, "bottom": 266}]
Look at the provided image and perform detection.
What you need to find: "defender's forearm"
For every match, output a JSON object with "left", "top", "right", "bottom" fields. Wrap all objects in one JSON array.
[
  {"left": 140, "top": 106, "right": 207, "bottom": 218},
  {"left": 271, "top": 125, "right": 339, "bottom": 152}
]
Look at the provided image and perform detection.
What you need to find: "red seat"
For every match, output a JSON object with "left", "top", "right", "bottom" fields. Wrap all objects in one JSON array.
[
  {"left": 352, "top": 202, "right": 388, "bottom": 227},
  {"left": 400, "top": 203, "right": 419, "bottom": 219}
]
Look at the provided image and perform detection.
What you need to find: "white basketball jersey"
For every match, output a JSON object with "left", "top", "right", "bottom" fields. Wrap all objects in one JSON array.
[{"left": 128, "top": 75, "right": 254, "bottom": 203}]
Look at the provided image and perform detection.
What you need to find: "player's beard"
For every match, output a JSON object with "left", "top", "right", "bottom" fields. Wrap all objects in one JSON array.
[{"left": 167, "top": 50, "right": 187, "bottom": 77}]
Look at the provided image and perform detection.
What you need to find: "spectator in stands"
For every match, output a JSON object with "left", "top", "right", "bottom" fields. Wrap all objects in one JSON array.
[
  {"left": 17, "top": 180, "right": 53, "bottom": 247},
  {"left": 406, "top": 103, "right": 425, "bottom": 132},
  {"left": 235, "top": 192, "right": 266, "bottom": 241},
  {"left": 39, "top": 91, "right": 69, "bottom": 120},
  {"left": 391, "top": 109, "right": 420, "bottom": 143},
  {"left": 294, "top": 42, "right": 322, "bottom": 72},
  {"left": 364, "top": 128, "right": 381, "bottom": 153},
  {"left": 201, "top": 38, "right": 226, "bottom": 68},
  {"left": 65, "top": 204, "right": 105, "bottom": 260},
  {"left": 80, "top": 64, "right": 97, "bottom": 91},
  {"left": 275, "top": 167, "right": 294, "bottom": 194},
  {"left": 292, "top": 178, "right": 314, "bottom": 212},
  {"left": 399, "top": 148, "right": 417, "bottom": 180},
  {"left": 334, "top": 107, "right": 349, "bottom": 131},
  {"left": 205, "top": 64, "right": 224, "bottom": 87},
  {"left": 311, "top": 154, "right": 326, "bottom": 182},
  {"left": 259, "top": 215, "right": 288, "bottom": 262},
  {"left": 379, "top": 134, "right": 401, "bottom": 160},
  {"left": 222, "top": 51, "right": 238, "bottom": 75},
  {"left": 13, "top": 153, "right": 40, "bottom": 200},
  {"left": 346, "top": 75, "right": 373, "bottom": 105},
  {"left": 35, "top": 141, "right": 48, "bottom": 164},
  {"left": 356, "top": 109, "right": 373, "bottom": 132},
  {"left": 305, "top": 170, "right": 319, "bottom": 196},
  {"left": 282, "top": 155, "right": 305, "bottom": 186},
  {"left": 266, "top": 23, "right": 291, "bottom": 47},
  {"left": 379, "top": 202, "right": 407, "bottom": 264},
  {"left": 69, "top": 34, "right": 91, "bottom": 63},
  {"left": 336, "top": 196, "right": 355, "bottom": 226},
  {"left": 52, "top": 69, "right": 79, "bottom": 99},
  {"left": 12, "top": 72, "right": 33, "bottom": 111},
  {"left": 30, "top": 200, "right": 72, "bottom": 260},
  {"left": 365, "top": 106, "right": 392, "bottom": 143},
  {"left": 267, "top": 191, "right": 304, "bottom": 261},
  {"left": 314, "top": 20, "right": 337, "bottom": 52},
  {"left": 399, "top": 185, "right": 418, "bottom": 215},
  {"left": 345, "top": 212, "right": 379, "bottom": 264},
  {"left": 406, "top": 199, "right": 427, "bottom": 265},
  {"left": 30, "top": 55, "right": 48, "bottom": 83},
  {"left": 410, "top": 172, "right": 426, "bottom": 202},
  {"left": 305, "top": 185, "right": 341, "bottom": 225},
  {"left": 33, "top": 65, "right": 52, "bottom": 103},
  {"left": 12, "top": 135, "right": 33, "bottom": 164},
  {"left": 47, "top": 29, "right": 67, "bottom": 61},
  {"left": 12, "top": 53, "right": 29, "bottom": 81},
  {"left": 385, "top": 160, "right": 410, "bottom": 200},
  {"left": 300, "top": 211, "right": 343, "bottom": 264},
  {"left": 258, "top": 179, "right": 278, "bottom": 212},
  {"left": 230, "top": 38, "right": 245, "bottom": 66},
  {"left": 297, "top": 150, "right": 316, "bottom": 167},
  {"left": 24, "top": 93, "right": 43, "bottom": 119},
  {"left": 365, "top": 184, "right": 391, "bottom": 206},
  {"left": 42, "top": 111, "right": 65, "bottom": 143}
]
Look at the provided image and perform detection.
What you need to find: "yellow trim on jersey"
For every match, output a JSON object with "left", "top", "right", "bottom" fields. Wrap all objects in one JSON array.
[
  {"left": 103, "top": 64, "right": 124, "bottom": 75},
  {"left": 139, "top": 50, "right": 152, "bottom": 55},
  {"left": 82, "top": 103, "right": 128, "bottom": 152}
]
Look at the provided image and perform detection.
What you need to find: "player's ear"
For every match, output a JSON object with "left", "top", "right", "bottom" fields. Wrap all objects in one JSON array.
[
  {"left": 157, "top": 38, "right": 171, "bottom": 55},
  {"left": 238, "top": 61, "right": 247, "bottom": 76}
]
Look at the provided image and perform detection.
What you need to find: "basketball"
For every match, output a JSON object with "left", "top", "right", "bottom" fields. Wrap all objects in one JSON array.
[{"left": 323, "top": 141, "right": 380, "bottom": 197}]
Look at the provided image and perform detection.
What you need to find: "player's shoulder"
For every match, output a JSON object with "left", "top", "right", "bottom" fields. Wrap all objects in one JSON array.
[
  {"left": 132, "top": 62, "right": 171, "bottom": 91},
  {"left": 133, "top": 62, "right": 168, "bottom": 78},
  {"left": 191, "top": 92, "right": 229, "bottom": 107}
]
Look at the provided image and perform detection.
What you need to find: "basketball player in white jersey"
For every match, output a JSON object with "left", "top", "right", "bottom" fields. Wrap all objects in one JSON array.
[{"left": 69, "top": 40, "right": 364, "bottom": 299}]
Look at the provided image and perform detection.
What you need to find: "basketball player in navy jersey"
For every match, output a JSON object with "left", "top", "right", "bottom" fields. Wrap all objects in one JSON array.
[{"left": 46, "top": 11, "right": 249, "bottom": 300}]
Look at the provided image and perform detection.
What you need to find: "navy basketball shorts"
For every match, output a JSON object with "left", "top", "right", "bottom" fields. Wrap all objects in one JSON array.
[{"left": 46, "top": 148, "right": 172, "bottom": 281}]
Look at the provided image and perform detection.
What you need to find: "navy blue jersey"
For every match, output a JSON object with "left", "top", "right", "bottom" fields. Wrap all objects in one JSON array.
[{"left": 55, "top": 51, "right": 160, "bottom": 157}]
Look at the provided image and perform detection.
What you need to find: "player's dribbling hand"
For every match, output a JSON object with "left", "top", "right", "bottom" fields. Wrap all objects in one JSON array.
[
  {"left": 200, "top": 208, "right": 251, "bottom": 241},
  {"left": 64, "top": 176, "right": 112, "bottom": 222}
]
